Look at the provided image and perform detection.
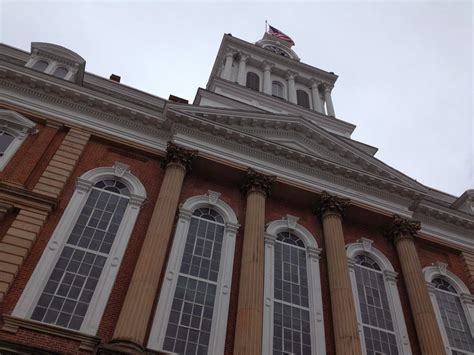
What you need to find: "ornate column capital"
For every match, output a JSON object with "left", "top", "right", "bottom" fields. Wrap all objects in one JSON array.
[
  {"left": 285, "top": 70, "right": 298, "bottom": 80},
  {"left": 313, "top": 191, "right": 350, "bottom": 218},
  {"left": 240, "top": 168, "right": 276, "bottom": 197},
  {"left": 162, "top": 142, "right": 197, "bottom": 172},
  {"left": 385, "top": 214, "right": 421, "bottom": 243},
  {"left": 309, "top": 78, "right": 322, "bottom": 89},
  {"left": 322, "top": 83, "right": 334, "bottom": 93},
  {"left": 224, "top": 48, "right": 236, "bottom": 58},
  {"left": 238, "top": 52, "right": 250, "bottom": 63},
  {"left": 261, "top": 60, "right": 275, "bottom": 71}
]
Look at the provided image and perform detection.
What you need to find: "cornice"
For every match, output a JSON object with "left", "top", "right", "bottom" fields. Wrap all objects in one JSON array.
[
  {"left": 0, "top": 181, "right": 57, "bottom": 212},
  {"left": 413, "top": 200, "right": 474, "bottom": 230}
]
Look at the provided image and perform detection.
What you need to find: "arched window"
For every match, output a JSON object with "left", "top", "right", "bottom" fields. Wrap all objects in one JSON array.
[
  {"left": 424, "top": 263, "right": 474, "bottom": 354},
  {"left": 148, "top": 191, "right": 239, "bottom": 354},
  {"left": 0, "top": 110, "right": 36, "bottom": 171},
  {"left": 32, "top": 60, "right": 49, "bottom": 72},
  {"left": 53, "top": 67, "right": 69, "bottom": 79},
  {"left": 246, "top": 72, "right": 260, "bottom": 91},
  {"left": 297, "top": 90, "right": 310, "bottom": 108},
  {"left": 347, "top": 238, "right": 411, "bottom": 354},
  {"left": 13, "top": 163, "right": 146, "bottom": 335},
  {"left": 263, "top": 216, "right": 326, "bottom": 355},
  {"left": 272, "top": 81, "right": 285, "bottom": 99}
]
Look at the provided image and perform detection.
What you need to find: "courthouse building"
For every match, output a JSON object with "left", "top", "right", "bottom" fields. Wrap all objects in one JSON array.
[{"left": 0, "top": 30, "right": 473, "bottom": 355}]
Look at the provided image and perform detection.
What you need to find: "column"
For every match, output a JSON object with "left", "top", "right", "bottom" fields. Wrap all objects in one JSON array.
[
  {"left": 323, "top": 84, "right": 336, "bottom": 117},
  {"left": 234, "top": 168, "right": 275, "bottom": 355},
  {"left": 314, "top": 191, "right": 362, "bottom": 355},
  {"left": 286, "top": 70, "right": 298, "bottom": 104},
  {"left": 236, "top": 52, "right": 249, "bottom": 86},
  {"left": 221, "top": 49, "right": 234, "bottom": 81},
  {"left": 386, "top": 215, "right": 446, "bottom": 354},
  {"left": 262, "top": 61, "right": 273, "bottom": 95},
  {"left": 310, "top": 79, "right": 324, "bottom": 113},
  {"left": 112, "top": 142, "right": 197, "bottom": 351}
]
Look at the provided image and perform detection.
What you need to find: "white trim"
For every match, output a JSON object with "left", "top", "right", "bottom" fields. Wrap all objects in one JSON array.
[
  {"left": 263, "top": 216, "right": 326, "bottom": 355},
  {"left": 13, "top": 163, "right": 146, "bottom": 336},
  {"left": 346, "top": 238, "right": 412, "bottom": 354},
  {"left": 423, "top": 264, "right": 474, "bottom": 353},
  {"left": 147, "top": 190, "right": 240, "bottom": 353},
  {"left": 0, "top": 109, "right": 36, "bottom": 171}
]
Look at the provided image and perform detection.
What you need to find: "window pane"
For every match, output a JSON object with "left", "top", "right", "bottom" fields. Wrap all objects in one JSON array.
[
  {"left": 297, "top": 90, "right": 310, "bottom": 108},
  {"left": 272, "top": 81, "right": 284, "bottom": 98},
  {"left": 163, "top": 209, "right": 225, "bottom": 354},
  {"left": 0, "top": 131, "right": 15, "bottom": 155},
  {"left": 273, "top": 232, "right": 311, "bottom": 354},
  {"left": 246, "top": 72, "right": 259, "bottom": 91},
  {"left": 32, "top": 60, "right": 49, "bottom": 71},
  {"left": 31, "top": 181, "right": 129, "bottom": 330},
  {"left": 53, "top": 67, "right": 69, "bottom": 79}
]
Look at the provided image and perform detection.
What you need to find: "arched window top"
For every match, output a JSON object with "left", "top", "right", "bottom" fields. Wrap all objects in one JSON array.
[
  {"left": 246, "top": 72, "right": 260, "bottom": 91},
  {"left": 94, "top": 179, "right": 130, "bottom": 196},
  {"left": 193, "top": 207, "right": 224, "bottom": 224},
  {"left": 32, "top": 59, "right": 49, "bottom": 72},
  {"left": 276, "top": 231, "right": 305, "bottom": 248},
  {"left": 53, "top": 66, "right": 69, "bottom": 79},
  {"left": 354, "top": 254, "right": 381, "bottom": 271},
  {"left": 297, "top": 90, "right": 310, "bottom": 108},
  {"left": 0, "top": 131, "right": 15, "bottom": 156},
  {"left": 432, "top": 277, "right": 458, "bottom": 294},
  {"left": 272, "top": 81, "right": 285, "bottom": 99},
  {"left": 181, "top": 191, "right": 238, "bottom": 226},
  {"left": 423, "top": 263, "right": 471, "bottom": 295}
]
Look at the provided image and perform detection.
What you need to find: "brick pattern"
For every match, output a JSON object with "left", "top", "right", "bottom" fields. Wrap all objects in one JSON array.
[
  {"left": 0, "top": 128, "right": 90, "bottom": 303},
  {"left": 32, "top": 129, "right": 90, "bottom": 198},
  {"left": 461, "top": 252, "right": 474, "bottom": 293}
]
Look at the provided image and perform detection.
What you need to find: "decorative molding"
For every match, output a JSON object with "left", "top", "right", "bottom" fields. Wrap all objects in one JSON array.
[
  {"left": 385, "top": 214, "right": 421, "bottom": 242},
  {"left": 240, "top": 167, "right": 276, "bottom": 197},
  {"left": 359, "top": 237, "right": 374, "bottom": 252},
  {"left": 284, "top": 214, "right": 299, "bottom": 230},
  {"left": 313, "top": 191, "right": 350, "bottom": 217},
  {"left": 207, "top": 190, "right": 221, "bottom": 205},
  {"left": 162, "top": 141, "right": 197, "bottom": 172},
  {"left": 0, "top": 180, "right": 57, "bottom": 212},
  {"left": 113, "top": 162, "right": 130, "bottom": 177}
]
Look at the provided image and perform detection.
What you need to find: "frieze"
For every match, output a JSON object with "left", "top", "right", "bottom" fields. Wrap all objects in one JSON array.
[
  {"left": 240, "top": 168, "right": 276, "bottom": 197},
  {"left": 313, "top": 191, "right": 350, "bottom": 217}
]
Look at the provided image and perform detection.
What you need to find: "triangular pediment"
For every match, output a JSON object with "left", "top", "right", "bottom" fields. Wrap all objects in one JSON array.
[{"left": 166, "top": 103, "right": 428, "bottom": 193}]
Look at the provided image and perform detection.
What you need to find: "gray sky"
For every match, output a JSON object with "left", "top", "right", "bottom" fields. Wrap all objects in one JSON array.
[{"left": 1, "top": 1, "right": 472, "bottom": 197}]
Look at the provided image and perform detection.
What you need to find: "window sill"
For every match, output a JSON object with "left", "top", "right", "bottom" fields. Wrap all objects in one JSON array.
[{"left": 1, "top": 314, "right": 101, "bottom": 351}]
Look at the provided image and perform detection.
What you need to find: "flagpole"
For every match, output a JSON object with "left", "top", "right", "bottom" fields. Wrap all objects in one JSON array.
[{"left": 265, "top": 20, "right": 267, "bottom": 33}]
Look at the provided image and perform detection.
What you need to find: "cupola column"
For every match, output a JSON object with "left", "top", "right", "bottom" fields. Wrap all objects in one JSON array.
[
  {"left": 323, "top": 84, "right": 336, "bottom": 117},
  {"left": 234, "top": 169, "right": 275, "bottom": 355},
  {"left": 111, "top": 142, "right": 197, "bottom": 352},
  {"left": 310, "top": 79, "right": 324, "bottom": 113},
  {"left": 221, "top": 49, "right": 235, "bottom": 81},
  {"left": 386, "top": 216, "right": 446, "bottom": 354},
  {"left": 236, "top": 52, "right": 249, "bottom": 86},
  {"left": 314, "top": 192, "right": 362, "bottom": 355},
  {"left": 262, "top": 61, "right": 274, "bottom": 95},
  {"left": 286, "top": 70, "right": 298, "bottom": 104}
]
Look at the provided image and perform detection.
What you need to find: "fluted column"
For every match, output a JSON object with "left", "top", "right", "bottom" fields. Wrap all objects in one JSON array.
[
  {"left": 221, "top": 49, "right": 234, "bottom": 81},
  {"left": 286, "top": 70, "right": 298, "bottom": 104},
  {"left": 262, "top": 61, "right": 273, "bottom": 95},
  {"left": 310, "top": 78, "right": 324, "bottom": 113},
  {"left": 323, "top": 84, "right": 336, "bottom": 117},
  {"left": 386, "top": 215, "right": 445, "bottom": 354},
  {"left": 236, "top": 52, "right": 249, "bottom": 85},
  {"left": 314, "top": 192, "right": 362, "bottom": 355},
  {"left": 234, "top": 168, "right": 275, "bottom": 355},
  {"left": 112, "top": 142, "right": 197, "bottom": 351}
]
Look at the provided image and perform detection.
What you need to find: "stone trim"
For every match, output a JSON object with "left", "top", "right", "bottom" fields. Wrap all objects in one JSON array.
[
  {"left": 0, "top": 181, "right": 57, "bottom": 212},
  {"left": 1, "top": 314, "right": 101, "bottom": 352},
  {"left": 461, "top": 252, "right": 474, "bottom": 293}
]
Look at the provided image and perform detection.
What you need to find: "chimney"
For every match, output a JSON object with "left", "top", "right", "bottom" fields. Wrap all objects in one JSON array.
[
  {"left": 109, "top": 74, "right": 121, "bottom": 83},
  {"left": 168, "top": 95, "right": 188, "bottom": 104}
]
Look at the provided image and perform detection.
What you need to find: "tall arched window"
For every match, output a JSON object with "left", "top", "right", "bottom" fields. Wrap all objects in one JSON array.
[
  {"left": 263, "top": 216, "right": 325, "bottom": 355},
  {"left": 246, "top": 72, "right": 260, "bottom": 91},
  {"left": 297, "top": 90, "right": 310, "bottom": 108},
  {"left": 424, "top": 263, "right": 474, "bottom": 354},
  {"left": 347, "top": 238, "right": 411, "bottom": 354},
  {"left": 13, "top": 163, "right": 146, "bottom": 335},
  {"left": 0, "top": 110, "right": 36, "bottom": 171},
  {"left": 148, "top": 191, "right": 239, "bottom": 354},
  {"left": 272, "top": 81, "right": 285, "bottom": 99}
]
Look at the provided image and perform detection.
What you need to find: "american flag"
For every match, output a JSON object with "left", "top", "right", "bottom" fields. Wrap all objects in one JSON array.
[{"left": 268, "top": 25, "right": 295, "bottom": 45}]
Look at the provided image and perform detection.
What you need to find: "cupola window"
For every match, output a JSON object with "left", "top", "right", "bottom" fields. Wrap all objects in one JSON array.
[
  {"left": 53, "top": 67, "right": 69, "bottom": 79},
  {"left": 297, "top": 90, "right": 310, "bottom": 108},
  {"left": 32, "top": 60, "right": 49, "bottom": 72},
  {"left": 246, "top": 72, "right": 260, "bottom": 91},
  {"left": 272, "top": 81, "right": 284, "bottom": 99}
]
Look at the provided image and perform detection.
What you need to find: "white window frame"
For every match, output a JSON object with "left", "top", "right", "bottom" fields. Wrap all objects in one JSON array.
[
  {"left": 423, "top": 262, "right": 474, "bottom": 354},
  {"left": 13, "top": 163, "right": 146, "bottom": 336},
  {"left": 263, "top": 215, "right": 326, "bottom": 355},
  {"left": 147, "top": 190, "right": 240, "bottom": 354},
  {"left": 347, "top": 238, "right": 412, "bottom": 354},
  {"left": 0, "top": 110, "right": 36, "bottom": 171}
]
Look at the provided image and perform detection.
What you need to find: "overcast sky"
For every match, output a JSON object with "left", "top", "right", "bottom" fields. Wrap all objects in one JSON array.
[{"left": 1, "top": 1, "right": 472, "bottom": 197}]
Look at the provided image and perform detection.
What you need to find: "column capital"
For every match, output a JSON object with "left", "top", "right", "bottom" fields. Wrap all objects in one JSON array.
[
  {"left": 309, "top": 78, "right": 322, "bottom": 89},
  {"left": 285, "top": 70, "right": 298, "bottom": 80},
  {"left": 313, "top": 191, "right": 350, "bottom": 218},
  {"left": 162, "top": 142, "right": 197, "bottom": 172},
  {"left": 224, "top": 48, "right": 236, "bottom": 58},
  {"left": 238, "top": 52, "right": 250, "bottom": 63},
  {"left": 261, "top": 60, "right": 275, "bottom": 71},
  {"left": 385, "top": 214, "right": 421, "bottom": 243},
  {"left": 240, "top": 168, "right": 276, "bottom": 197},
  {"left": 323, "top": 83, "right": 334, "bottom": 93}
]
